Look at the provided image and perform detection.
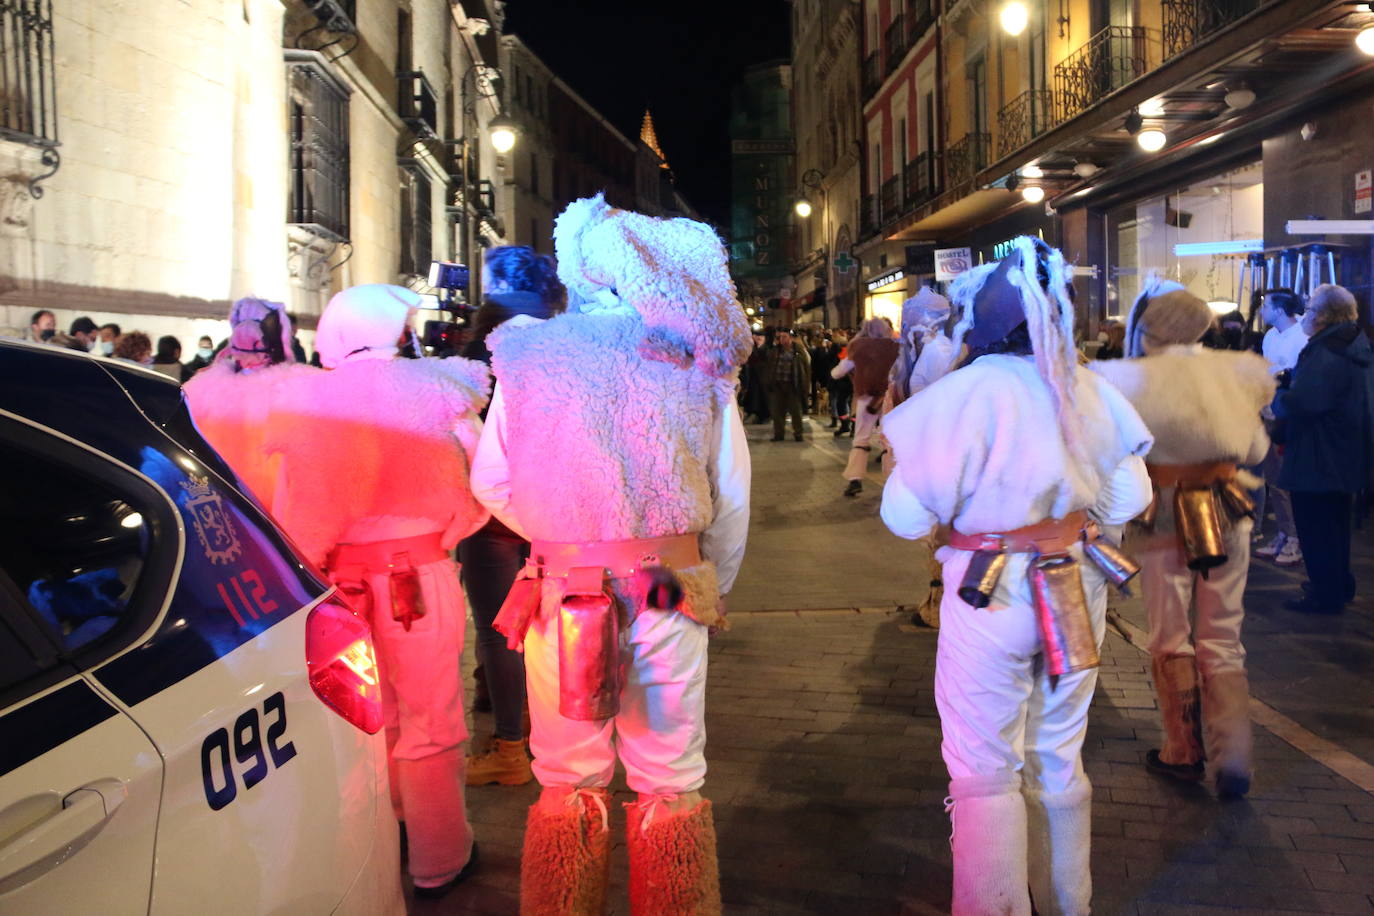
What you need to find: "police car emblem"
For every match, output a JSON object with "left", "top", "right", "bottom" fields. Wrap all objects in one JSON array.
[{"left": 180, "top": 475, "right": 243, "bottom": 565}]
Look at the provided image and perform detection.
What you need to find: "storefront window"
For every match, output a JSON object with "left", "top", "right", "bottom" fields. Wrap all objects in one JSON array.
[
  {"left": 864, "top": 268, "right": 907, "bottom": 328},
  {"left": 1106, "top": 160, "right": 1263, "bottom": 319}
]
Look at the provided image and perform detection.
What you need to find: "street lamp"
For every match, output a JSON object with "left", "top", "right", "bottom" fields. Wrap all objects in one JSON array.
[
  {"left": 1358, "top": 24, "right": 1374, "bottom": 54},
  {"left": 794, "top": 198, "right": 813, "bottom": 218},
  {"left": 488, "top": 113, "right": 519, "bottom": 154},
  {"left": 1000, "top": 1, "right": 1029, "bottom": 35},
  {"left": 1137, "top": 128, "right": 1167, "bottom": 152}
]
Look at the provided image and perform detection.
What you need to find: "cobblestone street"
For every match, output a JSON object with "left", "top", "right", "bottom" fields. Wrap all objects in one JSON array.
[{"left": 432, "top": 416, "right": 1374, "bottom": 915}]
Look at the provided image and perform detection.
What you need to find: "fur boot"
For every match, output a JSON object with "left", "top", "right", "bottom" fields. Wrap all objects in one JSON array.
[
  {"left": 626, "top": 797, "right": 722, "bottom": 916},
  {"left": 395, "top": 749, "right": 475, "bottom": 884},
  {"left": 1025, "top": 783, "right": 1092, "bottom": 916},
  {"left": 948, "top": 776, "right": 1031, "bottom": 916},
  {"left": 1202, "top": 670, "right": 1253, "bottom": 797},
  {"left": 520, "top": 788, "right": 611, "bottom": 915},
  {"left": 1150, "top": 653, "right": 1205, "bottom": 767}
]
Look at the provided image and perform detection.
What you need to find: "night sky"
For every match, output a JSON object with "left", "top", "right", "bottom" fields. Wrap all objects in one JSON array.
[{"left": 504, "top": 0, "right": 792, "bottom": 228}]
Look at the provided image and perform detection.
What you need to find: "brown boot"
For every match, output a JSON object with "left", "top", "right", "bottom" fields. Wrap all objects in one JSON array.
[
  {"left": 520, "top": 788, "right": 611, "bottom": 915},
  {"left": 626, "top": 796, "right": 721, "bottom": 916},
  {"left": 467, "top": 737, "right": 534, "bottom": 786},
  {"left": 1147, "top": 654, "right": 1205, "bottom": 781},
  {"left": 1202, "top": 670, "right": 1253, "bottom": 798}
]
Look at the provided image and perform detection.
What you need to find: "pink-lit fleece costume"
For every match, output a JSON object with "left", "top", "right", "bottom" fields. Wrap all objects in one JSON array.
[
  {"left": 261, "top": 284, "right": 490, "bottom": 892},
  {"left": 880, "top": 237, "right": 1154, "bottom": 915},
  {"left": 471, "top": 194, "right": 751, "bottom": 914}
]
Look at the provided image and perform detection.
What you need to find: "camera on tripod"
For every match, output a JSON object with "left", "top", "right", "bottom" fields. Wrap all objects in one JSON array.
[{"left": 422, "top": 260, "right": 472, "bottom": 357}]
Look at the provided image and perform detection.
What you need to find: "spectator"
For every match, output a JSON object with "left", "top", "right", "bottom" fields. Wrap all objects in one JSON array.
[
  {"left": 1255, "top": 289, "right": 1308, "bottom": 565},
  {"left": 152, "top": 336, "right": 184, "bottom": 381},
  {"left": 112, "top": 331, "right": 152, "bottom": 366},
  {"left": 48, "top": 333, "right": 89, "bottom": 352},
  {"left": 810, "top": 335, "right": 838, "bottom": 417},
  {"left": 69, "top": 316, "right": 99, "bottom": 351},
  {"left": 1095, "top": 320, "right": 1126, "bottom": 360},
  {"left": 828, "top": 329, "right": 853, "bottom": 435},
  {"left": 741, "top": 331, "right": 771, "bottom": 424},
  {"left": 28, "top": 309, "right": 55, "bottom": 344},
  {"left": 763, "top": 327, "right": 811, "bottom": 441},
  {"left": 95, "top": 323, "right": 121, "bottom": 357},
  {"left": 183, "top": 335, "right": 216, "bottom": 377},
  {"left": 1273, "top": 283, "right": 1374, "bottom": 614}
]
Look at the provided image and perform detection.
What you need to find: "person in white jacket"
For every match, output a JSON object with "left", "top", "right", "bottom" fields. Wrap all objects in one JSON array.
[
  {"left": 880, "top": 237, "right": 1153, "bottom": 916},
  {"left": 1092, "top": 277, "right": 1274, "bottom": 798},
  {"left": 470, "top": 194, "right": 751, "bottom": 915}
]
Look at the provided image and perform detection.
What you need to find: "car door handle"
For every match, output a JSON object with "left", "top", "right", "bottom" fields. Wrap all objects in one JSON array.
[{"left": 0, "top": 779, "right": 127, "bottom": 890}]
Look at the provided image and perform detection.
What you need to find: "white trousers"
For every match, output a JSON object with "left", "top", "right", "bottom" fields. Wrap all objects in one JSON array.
[
  {"left": 845, "top": 395, "right": 882, "bottom": 480},
  {"left": 1138, "top": 516, "right": 1251, "bottom": 677},
  {"left": 525, "top": 607, "right": 709, "bottom": 795},
  {"left": 935, "top": 547, "right": 1107, "bottom": 796}
]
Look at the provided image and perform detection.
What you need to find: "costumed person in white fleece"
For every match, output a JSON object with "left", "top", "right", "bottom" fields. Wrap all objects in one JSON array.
[
  {"left": 1092, "top": 277, "right": 1273, "bottom": 798},
  {"left": 183, "top": 297, "right": 312, "bottom": 506},
  {"left": 832, "top": 316, "right": 899, "bottom": 497},
  {"left": 263, "top": 284, "right": 490, "bottom": 898},
  {"left": 470, "top": 193, "right": 751, "bottom": 915},
  {"left": 880, "top": 237, "right": 1154, "bottom": 915}
]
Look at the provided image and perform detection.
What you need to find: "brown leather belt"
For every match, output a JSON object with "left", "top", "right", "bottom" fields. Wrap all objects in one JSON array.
[
  {"left": 529, "top": 534, "right": 701, "bottom": 579},
  {"left": 1147, "top": 461, "right": 1237, "bottom": 489},
  {"left": 326, "top": 532, "right": 449, "bottom": 573},
  {"left": 947, "top": 510, "right": 1088, "bottom": 555}
]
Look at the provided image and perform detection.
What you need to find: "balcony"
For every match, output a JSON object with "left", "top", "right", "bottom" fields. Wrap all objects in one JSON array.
[
  {"left": 1053, "top": 26, "right": 1154, "bottom": 124},
  {"left": 1162, "top": 0, "right": 1257, "bottom": 59},
  {"left": 945, "top": 133, "right": 990, "bottom": 190},
  {"left": 903, "top": 151, "right": 941, "bottom": 209},
  {"left": 879, "top": 174, "right": 902, "bottom": 224},
  {"left": 862, "top": 51, "right": 882, "bottom": 100},
  {"left": 907, "top": 0, "right": 937, "bottom": 43},
  {"left": 884, "top": 14, "right": 908, "bottom": 75},
  {"left": 0, "top": 0, "right": 59, "bottom": 149},
  {"left": 860, "top": 193, "right": 878, "bottom": 238},
  {"left": 397, "top": 70, "right": 439, "bottom": 138},
  {"left": 996, "top": 89, "right": 1054, "bottom": 159}
]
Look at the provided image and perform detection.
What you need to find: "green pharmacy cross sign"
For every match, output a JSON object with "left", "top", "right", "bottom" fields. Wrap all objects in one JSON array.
[{"left": 833, "top": 251, "right": 855, "bottom": 273}]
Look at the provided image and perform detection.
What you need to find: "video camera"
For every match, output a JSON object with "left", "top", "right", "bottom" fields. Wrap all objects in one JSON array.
[{"left": 421, "top": 260, "right": 472, "bottom": 357}]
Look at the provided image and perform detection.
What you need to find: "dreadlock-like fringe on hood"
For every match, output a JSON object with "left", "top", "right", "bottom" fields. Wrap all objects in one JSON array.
[{"left": 553, "top": 193, "right": 753, "bottom": 378}]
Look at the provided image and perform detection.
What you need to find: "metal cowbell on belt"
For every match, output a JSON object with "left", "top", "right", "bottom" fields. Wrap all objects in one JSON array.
[
  {"left": 558, "top": 566, "right": 621, "bottom": 721},
  {"left": 1029, "top": 552, "right": 1099, "bottom": 679},
  {"left": 1174, "top": 486, "right": 1229, "bottom": 575}
]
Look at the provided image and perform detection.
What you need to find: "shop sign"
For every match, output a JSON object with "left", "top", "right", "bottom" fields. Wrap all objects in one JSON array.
[
  {"left": 1356, "top": 170, "right": 1372, "bottom": 215},
  {"left": 866, "top": 268, "right": 905, "bottom": 292},
  {"left": 934, "top": 247, "right": 972, "bottom": 281}
]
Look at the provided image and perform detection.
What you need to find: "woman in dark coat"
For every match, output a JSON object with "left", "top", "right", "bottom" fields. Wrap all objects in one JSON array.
[{"left": 1273, "top": 283, "right": 1374, "bottom": 614}]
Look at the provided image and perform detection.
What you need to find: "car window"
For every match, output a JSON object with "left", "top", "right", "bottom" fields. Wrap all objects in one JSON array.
[{"left": 0, "top": 437, "right": 158, "bottom": 654}]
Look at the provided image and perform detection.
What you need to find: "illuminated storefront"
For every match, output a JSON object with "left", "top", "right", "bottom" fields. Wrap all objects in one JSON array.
[{"left": 863, "top": 268, "right": 907, "bottom": 328}]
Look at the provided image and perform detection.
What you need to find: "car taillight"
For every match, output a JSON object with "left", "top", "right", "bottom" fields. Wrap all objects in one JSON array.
[{"left": 306, "top": 601, "right": 385, "bottom": 734}]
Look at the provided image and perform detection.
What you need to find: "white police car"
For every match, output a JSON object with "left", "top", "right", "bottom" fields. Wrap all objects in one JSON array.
[{"left": 0, "top": 341, "right": 405, "bottom": 914}]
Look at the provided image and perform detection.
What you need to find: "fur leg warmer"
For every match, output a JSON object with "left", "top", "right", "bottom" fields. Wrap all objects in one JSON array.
[
  {"left": 1025, "top": 783, "right": 1092, "bottom": 916},
  {"left": 396, "top": 748, "right": 475, "bottom": 883},
  {"left": 626, "top": 797, "right": 722, "bottom": 916},
  {"left": 843, "top": 446, "right": 871, "bottom": 481},
  {"left": 948, "top": 776, "right": 1031, "bottom": 916},
  {"left": 520, "top": 788, "right": 612, "bottom": 915},
  {"left": 1202, "top": 671, "right": 1253, "bottom": 797},
  {"left": 1151, "top": 654, "right": 1204, "bottom": 766}
]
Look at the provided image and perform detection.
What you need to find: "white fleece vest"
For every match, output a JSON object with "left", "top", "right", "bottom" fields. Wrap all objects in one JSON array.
[{"left": 489, "top": 309, "right": 728, "bottom": 625}]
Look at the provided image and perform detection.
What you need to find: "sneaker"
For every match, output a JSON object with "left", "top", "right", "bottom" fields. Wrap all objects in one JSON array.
[
  {"left": 1253, "top": 533, "right": 1285, "bottom": 558},
  {"left": 1274, "top": 537, "right": 1303, "bottom": 566},
  {"left": 466, "top": 737, "right": 534, "bottom": 786},
  {"left": 1144, "top": 748, "right": 1205, "bottom": 782}
]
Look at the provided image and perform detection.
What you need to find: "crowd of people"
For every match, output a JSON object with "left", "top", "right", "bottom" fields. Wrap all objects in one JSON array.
[{"left": 14, "top": 211, "right": 1373, "bottom": 915}]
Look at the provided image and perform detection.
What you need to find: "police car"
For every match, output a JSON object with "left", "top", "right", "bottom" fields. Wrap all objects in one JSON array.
[{"left": 0, "top": 341, "right": 405, "bottom": 914}]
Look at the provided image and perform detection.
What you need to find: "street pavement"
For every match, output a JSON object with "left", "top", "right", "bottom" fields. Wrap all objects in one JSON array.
[{"left": 424, "top": 413, "right": 1374, "bottom": 915}]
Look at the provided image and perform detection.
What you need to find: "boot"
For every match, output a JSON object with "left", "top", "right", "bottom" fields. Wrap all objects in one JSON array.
[
  {"left": 467, "top": 736, "right": 534, "bottom": 786},
  {"left": 1202, "top": 670, "right": 1253, "bottom": 798},
  {"left": 843, "top": 479, "right": 863, "bottom": 498},
  {"left": 947, "top": 778, "right": 1031, "bottom": 915},
  {"left": 1147, "top": 654, "right": 1205, "bottom": 780},
  {"left": 521, "top": 787, "right": 611, "bottom": 915},
  {"left": 396, "top": 749, "right": 476, "bottom": 889},
  {"left": 1025, "top": 783, "right": 1092, "bottom": 916},
  {"left": 626, "top": 796, "right": 722, "bottom": 916},
  {"left": 827, "top": 416, "right": 838, "bottom": 428}
]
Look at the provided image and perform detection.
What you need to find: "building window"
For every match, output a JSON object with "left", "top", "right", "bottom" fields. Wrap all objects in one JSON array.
[
  {"left": 968, "top": 56, "right": 988, "bottom": 138},
  {"left": 287, "top": 54, "right": 351, "bottom": 242},
  {"left": 0, "top": 0, "right": 59, "bottom": 148},
  {"left": 529, "top": 151, "right": 539, "bottom": 195},
  {"left": 398, "top": 162, "right": 432, "bottom": 277}
]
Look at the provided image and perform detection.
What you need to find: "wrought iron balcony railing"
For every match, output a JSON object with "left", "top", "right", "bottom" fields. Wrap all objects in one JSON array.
[
  {"left": 997, "top": 89, "right": 1054, "bottom": 158},
  {"left": 945, "top": 133, "right": 990, "bottom": 190},
  {"left": 398, "top": 70, "right": 439, "bottom": 138},
  {"left": 288, "top": 54, "right": 352, "bottom": 242},
  {"left": 903, "top": 151, "right": 941, "bottom": 209},
  {"left": 885, "top": 14, "right": 908, "bottom": 75},
  {"left": 862, "top": 51, "right": 882, "bottom": 99},
  {"left": 879, "top": 174, "right": 902, "bottom": 223},
  {"left": 907, "top": 0, "right": 937, "bottom": 43},
  {"left": 860, "top": 193, "right": 878, "bottom": 238},
  {"left": 1162, "top": 0, "right": 1257, "bottom": 59},
  {"left": 0, "top": 0, "right": 58, "bottom": 148},
  {"left": 1053, "top": 26, "right": 1153, "bottom": 124}
]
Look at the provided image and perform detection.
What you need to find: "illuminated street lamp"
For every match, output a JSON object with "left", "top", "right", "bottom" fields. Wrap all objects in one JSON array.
[
  {"left": 794, "top": 198, "right": 813, "bottom": 218},
  {"left": 1000, "top": 0, "right": 1029, "bottom": 35},
  {"left": 488, "top": 113, "right": 519, "bottom": 153},
  {"left": 1358, "top": 24, "right": 1374, "bottom": 55},
  {"left": 1137, "top": 128, "right": 1167, "bottom": 152}
]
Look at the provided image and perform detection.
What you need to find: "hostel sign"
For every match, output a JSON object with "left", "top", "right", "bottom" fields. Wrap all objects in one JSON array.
[{"left": 934, "top": 247, "right": 972, "bottom": 281}]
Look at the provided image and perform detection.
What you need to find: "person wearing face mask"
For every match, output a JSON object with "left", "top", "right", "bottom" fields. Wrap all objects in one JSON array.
[
  {"left": 27, "top": 309, "right": 56, "bottom": 344},
  {"left": 183, "top": 335, "right": 217, "bottom": 377},
  {"left": 265, "top": 284, "right": 490, "bottom": 899}
]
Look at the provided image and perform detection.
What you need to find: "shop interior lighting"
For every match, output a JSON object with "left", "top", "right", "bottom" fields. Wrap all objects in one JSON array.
[
  {"left": 1286, "top": 219, "right": 1374, "bottom": 235},
  {"left": 1072, "top": 161, "right": 1099, "bottom": 178},
  {"left": 794, "top": 199, "right": 813, "bottom": 218},
  {"left": 1021, "top": 164, "right": 1044, "bottom": 179},
  {"left": 1358, "top": 24, "right": 1374, "bottom": 55},
  {"left": 1172, "top": 239, "right": 1263, "bottom": 257},
  {"left": 1000, "top": 1, "right": 1030, "bottom": 35},
  {"left": 1137, "top": 128, "right": 1167, "bottom": 152},
  {"left": 1207, "top": 300, "right": 1240, "bottom": 315},
  {"left": 1139, "top": 98, "right": 1166, "bottom": 116},
  {"left": 1021, "top": 186, "right": 1046, "bottom": 203},
  {"left": 1224, "top": 86, "right": 1256, "bottom": 109}
]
